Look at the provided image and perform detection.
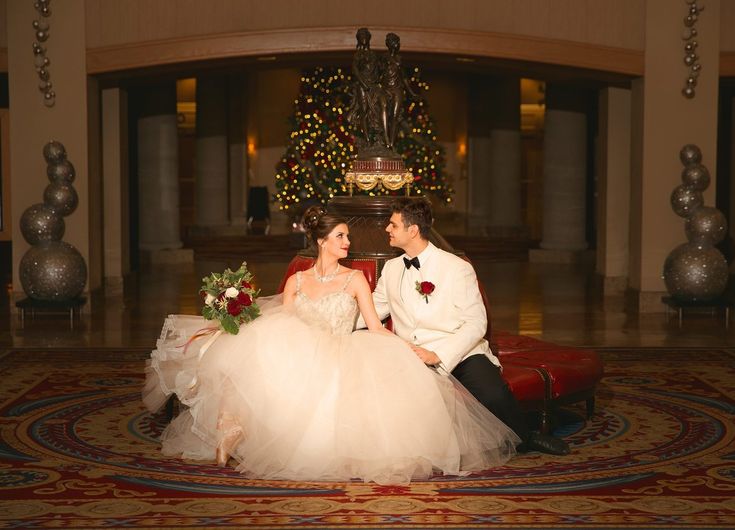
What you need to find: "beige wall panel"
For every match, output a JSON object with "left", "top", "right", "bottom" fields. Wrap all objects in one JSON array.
[
  {"left": 84, "top": 0, "right": 645, "bottom": 74},
  {"left": 0, "top": 0, "right": 6, "bottom": 71},
  {"left": 719, "top": 1, "right": 735, "bottom": 74},
  {"left": 722, "top": 0, "right": 735, "bottom": 51},
  {"left": 630, "top": 0, "right": 720, "bottom": 295},
  {"left": 8, "top": 0, "right": 90, "bottom": 294},
  {"left": 0, "top": 0, "right": 6, "bottom": 46}
]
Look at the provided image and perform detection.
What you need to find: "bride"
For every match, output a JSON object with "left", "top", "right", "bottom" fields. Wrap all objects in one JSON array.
[{"left": 143, "top": 206, "right": 520, "bottom": 485}]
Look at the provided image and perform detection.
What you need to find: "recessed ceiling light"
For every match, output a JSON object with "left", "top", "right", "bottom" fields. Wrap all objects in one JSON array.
[{"left": 257, "top": 56, "right": 277, "bottom": 61}]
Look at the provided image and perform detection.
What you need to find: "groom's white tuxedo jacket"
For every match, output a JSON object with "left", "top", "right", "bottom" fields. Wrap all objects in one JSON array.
[{"left": 366, "top": 242, "right": 501, "bottom": 374}]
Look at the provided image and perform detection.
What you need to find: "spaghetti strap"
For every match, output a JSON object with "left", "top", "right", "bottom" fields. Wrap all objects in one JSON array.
[
  {"left": 295, "top": 271, "right": 302, "bottom": 294},
  {"left": 341, "top": 270, "right": 357, "bottom": 291}
]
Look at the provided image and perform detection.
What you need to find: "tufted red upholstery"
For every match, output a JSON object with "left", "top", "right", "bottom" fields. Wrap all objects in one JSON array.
[
  {"left": 494, "top": 331, "right": 604, "bottom": 398},
  {"left": 277, "top": 256, "right": 377, "bottom": 293},
  {"left": 278, "top": 255, "right": 603, "bottom": 433}
]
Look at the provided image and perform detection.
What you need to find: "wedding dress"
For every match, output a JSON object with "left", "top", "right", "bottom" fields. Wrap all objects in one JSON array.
[{"left": 144, "top": 271, "right": 520, "bottom": 485}]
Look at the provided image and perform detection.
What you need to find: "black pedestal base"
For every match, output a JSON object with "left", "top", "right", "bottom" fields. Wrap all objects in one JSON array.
[
  {"left": 15, "top": 297, "right": 86, "bottom": 329},
  {"left": 661, "top": 296, "right": 732, "bottom": 328}
]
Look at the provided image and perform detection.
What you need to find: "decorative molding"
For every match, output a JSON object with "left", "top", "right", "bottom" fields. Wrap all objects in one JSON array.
[{"left": 86, "top": 26, "right": 645, "bottom": 76}]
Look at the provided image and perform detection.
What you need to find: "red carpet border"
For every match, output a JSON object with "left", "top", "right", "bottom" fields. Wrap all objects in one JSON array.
[{"left": 0, "top": 347, "right": 734, "bottom": 529}]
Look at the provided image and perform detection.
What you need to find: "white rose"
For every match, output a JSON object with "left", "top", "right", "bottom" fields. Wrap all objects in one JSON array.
[
  {"left": 205, "top": 293, "right": 216, "bottom": 306},
  {"left": 225, "top": 287, "right": 239, "bottom": 298}
]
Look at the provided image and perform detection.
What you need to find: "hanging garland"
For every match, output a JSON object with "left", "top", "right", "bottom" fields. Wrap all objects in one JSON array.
[{"left": 32, "top": 0, "right": 55, "bottom": 107}]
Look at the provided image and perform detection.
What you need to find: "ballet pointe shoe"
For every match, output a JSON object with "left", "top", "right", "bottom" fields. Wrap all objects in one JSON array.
[{"left": 216, "top": 427, "right": 243, "bottom": 467}]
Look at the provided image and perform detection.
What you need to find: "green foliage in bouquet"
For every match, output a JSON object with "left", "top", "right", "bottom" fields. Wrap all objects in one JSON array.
[{"left": 200, "top": 262, "right": 261, "bottom": 335}]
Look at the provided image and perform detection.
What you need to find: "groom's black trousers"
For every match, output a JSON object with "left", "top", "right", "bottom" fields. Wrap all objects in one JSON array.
[{"left": 451, "top": 354, "right": 531, "bottom": 443}]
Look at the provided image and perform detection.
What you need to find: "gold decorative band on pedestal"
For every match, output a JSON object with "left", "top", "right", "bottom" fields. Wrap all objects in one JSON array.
[{"left": 345, "top": 171, "right": 414, "bottom": 196}]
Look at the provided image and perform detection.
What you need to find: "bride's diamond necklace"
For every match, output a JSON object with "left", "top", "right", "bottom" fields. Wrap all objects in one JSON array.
[{"left": 313, "top": 262, "right": 340, "bottom": 283}]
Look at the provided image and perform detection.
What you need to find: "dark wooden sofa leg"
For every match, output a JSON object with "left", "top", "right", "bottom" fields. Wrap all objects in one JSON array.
[
  {"left": 539, "top": 407, "right": 551, "bottom": 434},
  {"left": 586, "top": 396, "right": 595, "bottom": 420}
]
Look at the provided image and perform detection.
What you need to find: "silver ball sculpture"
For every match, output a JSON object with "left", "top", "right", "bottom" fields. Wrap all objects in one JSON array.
[
  {"left": 681, "top": 1, "right": 704, "bottom": 99},
  {"left": 663, "top": 243, "right": 728, "bottom": 301},
  {"left": 47, "top": 159, "right": 75, "bottom": 182},
  {"left": 32, "top": 0, "right": 55, "bottom": 107},
  {"left": 19, "top": 241, "right": 87, "bottom": 301},
  {"left": 681, "top": 163, "right": 710, "bottom": 190},
  {"left": 679, "top": 143, "right": 702, "bottom": 166},
  {"left": 663, "top": 144, "right": 729, "bottom": 302},
  {"left": 43, "top": 140, "right": 65, "bottom": 164},
  {"left": 43, "top": 181, "right": 78, "bottom": 216},
  {"left": 685, "top": 206, "right": 727, "bottom": 246},
  {"left": 20, "top": 203, "right": 64, "bottom": 245},
  {"left": 18, "top": 141, "right": 87, "bottom": 301},
  {"left": 670, "top": 184, "right": 703, "bottom": 218}
]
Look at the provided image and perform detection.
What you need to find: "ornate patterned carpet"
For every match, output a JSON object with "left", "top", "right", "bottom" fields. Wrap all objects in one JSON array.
[{"left": 1, "top": 347, "right": 735, "bottom": 529}]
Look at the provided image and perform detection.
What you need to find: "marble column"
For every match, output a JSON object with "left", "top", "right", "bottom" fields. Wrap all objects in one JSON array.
[
  {"left": 228, "top": 75, "right": 248, "bottom": 226},
  {"left": 487, "top": 78, "right": 522, "bottom": 234},
  {"left": 467, "top": 76, "right": 522, "bottom": 235},
  {"left": 137, "top": 83, "right": 182, "bottom": 251},
  {"left": 101, "top": 88, "right": 130, "bottom": 293},
  {"left": 467, "top": 77, "right": 493, "bottom": 235},
  {"left": 596, "top": 87, "right": 632, "bottom": 295},
  {"left": 538, "top": 84, "right": 589, "bottom": 253},
  {"left": 195, "top": 75, "right": 229, "bottom": 227}
]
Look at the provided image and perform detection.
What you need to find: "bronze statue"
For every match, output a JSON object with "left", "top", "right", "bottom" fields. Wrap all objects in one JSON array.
[
  {"left": 347, "top": 28, "right": 416, "bottom": 157},
  {"left": 381, "top": 33, "right": 418, "bottom": 150},
  {"left": 347, "top": 28, "right": 384, "bottom": 152}
]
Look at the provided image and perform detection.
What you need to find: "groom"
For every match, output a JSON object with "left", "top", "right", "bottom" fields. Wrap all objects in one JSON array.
[{"left": 366, "top": 197, "right": 569, "bottom": 455}]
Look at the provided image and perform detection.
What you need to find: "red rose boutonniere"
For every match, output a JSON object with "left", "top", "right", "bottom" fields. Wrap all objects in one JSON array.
[{"left": 415, "top": 281, "right": 435, "bottom": 303}]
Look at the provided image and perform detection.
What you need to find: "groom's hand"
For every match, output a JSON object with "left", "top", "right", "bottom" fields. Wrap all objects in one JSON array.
[{"left": 410, "top": 344, "right": 441, "bottom": 366}]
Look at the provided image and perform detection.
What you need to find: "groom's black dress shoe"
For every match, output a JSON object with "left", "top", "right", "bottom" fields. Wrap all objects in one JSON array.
[{"left": 522, "top": 432, "right": 571, "bottom": 455}]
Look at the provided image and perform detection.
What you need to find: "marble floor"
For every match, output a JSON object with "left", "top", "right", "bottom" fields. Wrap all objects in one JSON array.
[{"left": 2, "top": 255, "right": 735, "bottom": 350}]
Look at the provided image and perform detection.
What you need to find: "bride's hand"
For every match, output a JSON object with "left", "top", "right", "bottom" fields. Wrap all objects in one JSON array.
[{"left": 409, "top": 344, "right": 441, "bottom": 366}]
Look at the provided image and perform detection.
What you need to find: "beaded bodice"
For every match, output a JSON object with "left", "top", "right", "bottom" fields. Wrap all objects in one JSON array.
[{"left": 294, "top": 270, "right": 358, "bottom": 335}]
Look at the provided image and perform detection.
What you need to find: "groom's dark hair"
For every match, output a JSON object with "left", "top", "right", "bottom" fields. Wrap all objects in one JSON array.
[{"left": 391, "top": 198, "right": 432, "bottom": 240}]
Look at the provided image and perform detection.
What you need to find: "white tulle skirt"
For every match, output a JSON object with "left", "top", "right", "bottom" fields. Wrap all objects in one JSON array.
[{"left": 144, "top": 300, "right": 520, "bottom": 485}]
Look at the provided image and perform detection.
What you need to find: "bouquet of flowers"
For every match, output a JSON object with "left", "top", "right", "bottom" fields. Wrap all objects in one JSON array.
[{"left": 200, "top": 262, "right": 261, "bottom": 334}]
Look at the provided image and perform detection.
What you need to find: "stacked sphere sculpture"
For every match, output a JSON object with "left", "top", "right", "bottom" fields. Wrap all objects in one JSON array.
[
  {"left": 19, "top": 141, "right": 86, "bottom": 301},
  {"left": 663, "top": 144, "right": 728, "bottom": 301}
]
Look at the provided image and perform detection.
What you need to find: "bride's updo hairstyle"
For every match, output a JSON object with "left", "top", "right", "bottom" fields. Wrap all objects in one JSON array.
[{"left": 302, "top": 205, "right": 348, "bottom": 249}]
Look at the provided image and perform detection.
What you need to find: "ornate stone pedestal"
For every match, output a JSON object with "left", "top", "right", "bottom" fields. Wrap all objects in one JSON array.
[
  {"left": 297, "top": 196, "right": 457, "bottom": 273},
  {"left": 345, "top": 157, "right": 413, "bottom": 196}
]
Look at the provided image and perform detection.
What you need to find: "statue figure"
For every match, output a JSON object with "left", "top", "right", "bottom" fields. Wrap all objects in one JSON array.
[
  {"left": 347, "top": 28, "right": 386, "bottom": 153},
  {"left": 347, "top": 28, "right": 417, "bottom": 157},
  {"left": 381, "top": 33, "right": 418, "bottom": 150}
]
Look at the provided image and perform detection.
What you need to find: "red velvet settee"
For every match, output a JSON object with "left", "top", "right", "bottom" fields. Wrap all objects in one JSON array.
[{"left": 278, "top": 255, "right": 604, "bottom": 434}]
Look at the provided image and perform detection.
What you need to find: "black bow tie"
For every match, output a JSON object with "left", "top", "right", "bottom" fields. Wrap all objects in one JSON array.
[{"left": 403, "top": 256, "right": 420, "bottom": 270}]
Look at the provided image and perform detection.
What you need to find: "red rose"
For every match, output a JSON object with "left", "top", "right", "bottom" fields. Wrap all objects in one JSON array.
[
  {"left": 199, "top": 290, "right": 207, "bottom": 300},
  {"left": 419, "top": 281, "right": 435, "bottom": 295},
  {"left": 241, "top": 281, "right": 252, "bottom": 289},
  {"left": 226, "top": 300, "right": 242, "bottom": 316},
  {"left": 237, "top": 292, "right": 252, "bottom": 306}
]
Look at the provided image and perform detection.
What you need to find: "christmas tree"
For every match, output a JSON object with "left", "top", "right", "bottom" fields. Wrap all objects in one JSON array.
[{"left": 274, "top": 66, "right": 453, "bottom": 213}]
